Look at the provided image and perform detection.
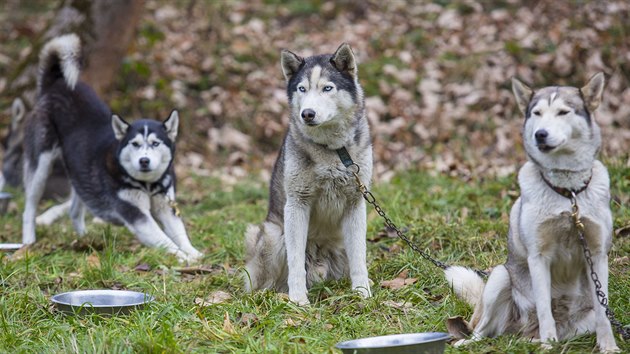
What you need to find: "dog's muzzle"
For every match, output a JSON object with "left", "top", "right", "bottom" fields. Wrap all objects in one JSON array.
[
  {"left": 535, "top": 129, "right": 555, "bottom": 152},
  {"left": 139, "top": 157, "right": 151, "bottom": 171},
  {"left": 301, "top": 109, "right": 318, "bottom": 126}
]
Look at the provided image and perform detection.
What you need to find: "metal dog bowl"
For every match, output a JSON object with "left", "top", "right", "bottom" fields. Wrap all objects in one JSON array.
[
  {"left": 0, "top": 191, "right": 12, "bottom": 214},
  {"left": 336, "top": 332, "right": 450, "bottom": 354},
  {"left": 51, "top": 289, "right": 154, "bottom": 315},
  {"left": 0, "top": 243, "right": 23, "bottom": 251}
]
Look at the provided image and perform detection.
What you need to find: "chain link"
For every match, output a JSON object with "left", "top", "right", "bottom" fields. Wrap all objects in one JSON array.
[
  {"left": 350, "top": 165, "right": 488, "bottom": 278},
  {"left": 570, "top": 193, "right": 630, "bottom": 340}
]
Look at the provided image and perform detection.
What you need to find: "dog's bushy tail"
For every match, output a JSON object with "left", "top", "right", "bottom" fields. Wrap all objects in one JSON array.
[
  {"left": 38, "top": 33, "right": 81, "bottom": 94},
  {"left": 444, "top": 266, "right": 485, "bottom": 307}
]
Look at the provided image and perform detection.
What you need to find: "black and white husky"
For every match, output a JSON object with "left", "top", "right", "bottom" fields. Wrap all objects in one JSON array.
[
  {"left": 445, "top": 73, "right": 619, "bottom": 352},
  {"left": 244, "top": 43, "right": 373, "bottom": 305},
  {"left": 21, "top": 34, "right": 203, "bottom": 262}
]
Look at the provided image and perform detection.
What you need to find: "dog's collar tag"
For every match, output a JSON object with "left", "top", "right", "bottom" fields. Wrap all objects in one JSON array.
[
  {"left": 170, "top": 200, "right": 181, "bottom": 217},
  {"left": 540, "top": 172, "right": 592, "bottom": 199},
  {"left": 336, "top": 147, "right": 354, "bottom": 168}
]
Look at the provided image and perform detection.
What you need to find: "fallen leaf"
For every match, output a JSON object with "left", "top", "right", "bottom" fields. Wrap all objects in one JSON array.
[
  {"left": 222, "top": 311, "right": 235, "bottom": 334},
  {"left": 134, "top": 263, "right": 151, "bottom": 272},
  {"left": 612, "top": 256, "right": 629, "bottom": 266},
  {"left": 175, "top": 265, "right": 220, "bottom": 275},
  {"left": 194, "top": 291, "right": 232, "bottom": 307},
  {"left": 383, "top": 300, "right": 413, "bottom": 310},
  {"left": 614, "top": 224, "right": 630, "bottom": 238},
  {"left": 380, "top": 270, "right": 417, "bottom": 290},
  {"left": 237, "top": 312, "right": 259, "bottom": 327},
  {"left": 283, "top": 317, "right": 301, "bottom": 327},
  {"left": 446, "top": 316, "right": 471, "bottom": 339},
  {"left": 86, "top": 253, "right": 100, "bottom": 268}
]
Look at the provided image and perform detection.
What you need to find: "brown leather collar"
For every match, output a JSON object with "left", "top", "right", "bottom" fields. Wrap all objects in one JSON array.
[{"left": 540, "top": 172, "right": 591, "bottom": 199}]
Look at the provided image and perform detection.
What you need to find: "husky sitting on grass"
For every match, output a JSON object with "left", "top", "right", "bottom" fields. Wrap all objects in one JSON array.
[{"left": 244, "top": 43, "right": 373, "bottom": 305}]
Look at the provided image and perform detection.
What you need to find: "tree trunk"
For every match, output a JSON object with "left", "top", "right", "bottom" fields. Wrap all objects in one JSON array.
[{"left": 4, "top": 0, "right": 144, "bottom": 106}]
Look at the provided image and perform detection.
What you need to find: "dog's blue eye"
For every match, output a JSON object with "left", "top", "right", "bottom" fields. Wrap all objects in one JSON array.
[
  {"left": 323, "top": 86, "right": 333, "bottom": 92},
  {"left": 152, "top": 141, "right": 160, "bottom": 147},
  {"left": 558, "top": 110, "right": 569, "bottom": 116},
  {"left": 298, "top": 86, "right": 306, "bottom": 93},
  {"left": 132, "top": 142, "right": 141, "bottom": 148}
]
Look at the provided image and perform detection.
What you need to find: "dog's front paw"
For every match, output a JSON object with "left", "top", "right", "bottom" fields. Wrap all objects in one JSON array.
[
  {"left": 288, "top": 291, "right": 310, "bottom": 306},
  {"left": 186, "top": 249, "right": 204, "bottom": 263},
  {"left": 453, "top": 339, "right": 473, "bottom": 347},
  {"left": 599, "top": 344, "right": 620, "bottom": 353},
  {"left": 353, "top": 285, "right": 371, "bottom": 298},
  {"left": 540, "top": 342, "right": 554, "bottom": 351}
]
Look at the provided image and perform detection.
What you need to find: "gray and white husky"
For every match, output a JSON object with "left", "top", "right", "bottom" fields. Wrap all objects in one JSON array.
[
  {"left": 445, "top": 73, "right": 619, "bottom": 352},
  {"left": 21, "top": 34, "right": 203, "bottom": 262},
  {"left": 244, "top": 43, "right": 373, "bottom": 305}
]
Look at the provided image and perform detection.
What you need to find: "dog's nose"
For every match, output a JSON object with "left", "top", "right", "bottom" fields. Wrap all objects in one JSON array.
[
  {"left": 535, "top": 129, "right": 548, "bottom": 143},
  {"left": 301, "top": 109, "right": 316, "bottom": 123},
  {"left": 139, "top": 157, "right": 150, "bottom": 168}
]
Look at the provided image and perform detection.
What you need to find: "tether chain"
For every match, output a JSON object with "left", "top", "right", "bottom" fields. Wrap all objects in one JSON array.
[
  {"left": 347, "top": 162, "right": 488, "bottom": 278},
  {"left": 570, "top": 192, "right": 630, "bottom": 340}
]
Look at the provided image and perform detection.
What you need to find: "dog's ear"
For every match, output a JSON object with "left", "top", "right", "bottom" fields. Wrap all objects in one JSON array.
[
  {"left": 511, "top": 77, "right": 533, "bottom": 115},
  {"left": 11, "top": 98, "right": 26, "bottom": 132},
  {"left": 331, "top": 43, "right": 357, "bottom": 77},
  {"left": 163, "top": 110, "right": 179, "bottom": 141},
  {"left": 111, "top": 114, "right": 130, "bottom": 141},
  {"left": 281, "top": 49, "right": 304, "bottom": 81},
  {"left": 580, "top": 72, "right": 605, "bottom": 112}
]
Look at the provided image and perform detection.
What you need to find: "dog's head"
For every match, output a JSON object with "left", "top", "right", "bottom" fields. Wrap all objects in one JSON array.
[
  {"left": 512, "top": 73, "right": 604, "bottom": 168},
  {"left": 281, "top": 43, "right": 363, "bottom": 129},
  {"left": 112, "top": 110, "right": 178, "bottom": 183}
]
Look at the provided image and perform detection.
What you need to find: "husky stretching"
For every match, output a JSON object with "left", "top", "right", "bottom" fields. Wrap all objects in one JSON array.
[
  {"left": 445, "top": 73, "right": 619, "bottom": 352},
  {"left": 244, "top": 43, "right": 372, "bottom": 305},
  {"left": 21, "top": 34, "right": 203, "bottom": 262}
]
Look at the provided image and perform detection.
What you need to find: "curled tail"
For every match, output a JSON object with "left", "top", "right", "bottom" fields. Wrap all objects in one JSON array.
[
  {"left": 38, "top": 33, "right": 81, "bottom": 94},
  {"left": 444, "top": 266, "right": 485, "bottom": 307}
]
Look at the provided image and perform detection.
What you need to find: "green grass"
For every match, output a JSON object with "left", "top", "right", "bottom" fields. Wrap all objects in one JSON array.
[{"left": 1, "top": 162, "right": 629, "bottom": 353}]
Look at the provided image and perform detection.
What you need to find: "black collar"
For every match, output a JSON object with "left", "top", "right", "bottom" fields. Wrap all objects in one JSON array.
[
  {"left": 336, "top": 147, "right": 354, "bottom": 167},
  {"left": 540, "top": 172, "right": 591, "bottom": 199}
]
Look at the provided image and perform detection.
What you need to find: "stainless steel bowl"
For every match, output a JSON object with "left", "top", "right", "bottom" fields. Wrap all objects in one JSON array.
[
  {"left": 51, "top": 289, "right": 154, "bottom": 315},
  {"left": 0, "top": 243, "right": 23, "bottom": 251},
  {"left": 0, "top": 191, "right": 12, "bottom": 215},
  {"left": 335, "top": 332, "right": 450, "bottom": 354}
]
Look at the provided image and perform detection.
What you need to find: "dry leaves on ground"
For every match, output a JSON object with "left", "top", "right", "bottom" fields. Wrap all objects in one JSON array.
[
  {"left": 194, "top": 290, "right": 232, "bottom": 307},
  {"left": 380, "top": 269, "right": 418, "bottom": 290}
]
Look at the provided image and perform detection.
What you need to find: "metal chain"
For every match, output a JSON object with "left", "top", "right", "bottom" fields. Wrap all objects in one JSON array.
[
  {"left": 349, "top": 164, "right": 488, "bottom": 277},
  {"left": 570, "top": 193, "right": 630, "bottom": 340}
]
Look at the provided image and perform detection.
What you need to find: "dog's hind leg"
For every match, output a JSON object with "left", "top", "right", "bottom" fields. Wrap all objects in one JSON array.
[
  {"left": 464, "top": 265, "right": 514, "bottom": 343},
  {"left": 22, "top": 149, "right": 59, "bottom": 244},
  {"left": 244, "top": 221, "right": 288, "bottom": 293},
  {"left": 36, "top": 198, "right": 72, "bottom": 226},
  {"left": 69, "top": 192, "right": 87, "bottom": 235},
  {"left": 342, "top": 199, "right": 371, "bottom": 298}
]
